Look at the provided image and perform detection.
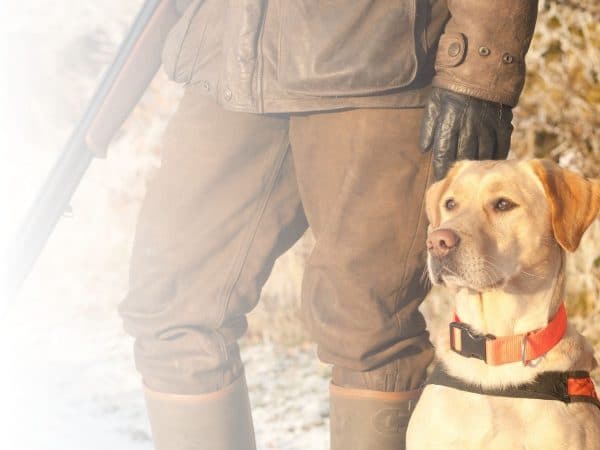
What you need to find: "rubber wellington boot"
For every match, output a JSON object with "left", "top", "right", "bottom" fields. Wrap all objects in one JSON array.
[
  {"left": 329, "top": 382, "right": 421, "bottom": 450},
  {"left": 143, "top": 374, "right": 256, "bottom": 450}
]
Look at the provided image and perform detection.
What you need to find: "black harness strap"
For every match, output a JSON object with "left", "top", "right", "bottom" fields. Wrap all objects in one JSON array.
[{"left": 427, "top": 364, "right": 600, "bottom": 410}]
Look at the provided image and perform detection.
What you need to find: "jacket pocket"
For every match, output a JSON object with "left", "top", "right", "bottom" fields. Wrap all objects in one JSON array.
[
  {"left": 277, "top": 0, "right": 419, "bottom": 96},
  {"left": 162, "top": 0, "right": 221, "bottom": 84}
]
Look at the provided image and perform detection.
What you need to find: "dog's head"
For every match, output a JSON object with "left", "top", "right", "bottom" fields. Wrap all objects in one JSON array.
[{"left": 424, "top": 159, "right": 600, "bottom": 292}]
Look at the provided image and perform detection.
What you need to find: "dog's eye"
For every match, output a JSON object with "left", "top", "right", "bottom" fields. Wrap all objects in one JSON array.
[
  {"left": 494, "top": 198, "right": 517, "bottom": 212},
  {"left": 445, "top": 198, "right": 457, "bottom": 210}
]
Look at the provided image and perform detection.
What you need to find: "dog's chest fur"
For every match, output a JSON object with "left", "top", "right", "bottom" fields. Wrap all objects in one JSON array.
[
  {"left": 406, "top": 327, "right": 600, "bottom": 449},
  {"left": 408, "top": 384, "right": 600, "bottom": 450}
]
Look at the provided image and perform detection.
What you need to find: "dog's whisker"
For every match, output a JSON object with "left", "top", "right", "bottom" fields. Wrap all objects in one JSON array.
[
  {"left": 422, "top": 277, "right": 432, "bottom": 291},
  {"left": 442, "top": 265, "right": 460, "bottom": 278},
  {"left": 481, "top": 256, "right": 545, "bottom": 281},
  {"left": 519, "top": 269, "right": 544, "bottom": 280},
  {"left": 480, "top": 261, "right": 501, "bottom": 282},
  {"left": 481, "top": 263, "right": 500, "bottom": 279},
  {"left": 481, "top": 257, "right": 502, "bottom": 273},
  {"left": 420, "top": 265, "right": 429, "bottom": 283},
  {"left": 480, "top": 268, "right": 495, "bottom": 288},
  {"left": 486, "top": 270, "right": 497, "bottom": 287}
]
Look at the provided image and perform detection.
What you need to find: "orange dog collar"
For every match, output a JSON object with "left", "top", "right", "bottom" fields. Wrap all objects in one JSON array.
[{"left": 450, "top": 303, "right": 568, "bottom": 366}]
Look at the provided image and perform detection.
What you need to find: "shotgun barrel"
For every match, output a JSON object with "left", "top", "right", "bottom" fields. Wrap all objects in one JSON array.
[{"left": 0, "top": 0, "right": 180, "bottom": 307}]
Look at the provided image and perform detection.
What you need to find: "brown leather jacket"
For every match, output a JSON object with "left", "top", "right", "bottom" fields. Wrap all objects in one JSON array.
[{"left": 163, "top": 0, "right": 538, "bottom": 113}]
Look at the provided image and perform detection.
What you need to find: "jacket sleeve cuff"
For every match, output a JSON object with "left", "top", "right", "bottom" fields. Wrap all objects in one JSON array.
[
  {"left": 432, "top": 0, "right": 539, "bottom": 107},
  {"left": 432, "top": 74, "right": 520, "bottom": 107}
]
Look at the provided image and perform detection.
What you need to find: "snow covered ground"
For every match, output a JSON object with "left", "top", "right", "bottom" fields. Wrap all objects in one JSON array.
[{"left": 0, "top": 1, "right": 330, "bottom": 449}]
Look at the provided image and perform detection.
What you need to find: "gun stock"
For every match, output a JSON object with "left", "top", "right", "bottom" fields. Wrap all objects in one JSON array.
[{"left": 0, "top": 0, "right": 180, "bottom": 308}]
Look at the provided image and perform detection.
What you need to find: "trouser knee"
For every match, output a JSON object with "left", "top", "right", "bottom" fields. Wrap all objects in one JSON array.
[
  {"left": 331, "top": 341, "right": 434, "bottom": 392},
  {"left": 119, "top": 297, "right": 247, "bottom": 395},
  {"left": 135, "top": 335, "right": 245, "bottom": 395}
]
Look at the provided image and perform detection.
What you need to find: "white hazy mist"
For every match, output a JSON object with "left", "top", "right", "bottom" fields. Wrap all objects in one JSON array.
[{"left": 0, "top": 1, "right": 329, "bottom": 449}]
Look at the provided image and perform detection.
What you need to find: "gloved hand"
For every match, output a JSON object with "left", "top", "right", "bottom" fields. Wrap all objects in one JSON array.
[{"left": 420, "top": 87, "right": 514, "bottom": 180}]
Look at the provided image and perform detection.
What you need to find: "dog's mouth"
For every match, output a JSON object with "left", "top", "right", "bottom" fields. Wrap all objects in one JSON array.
[
  {"left": 429, "top": 260, "right": 506, "bottom": 292},
  {"left": 442, "top": 274, "right": 505, "bottom": 291}
]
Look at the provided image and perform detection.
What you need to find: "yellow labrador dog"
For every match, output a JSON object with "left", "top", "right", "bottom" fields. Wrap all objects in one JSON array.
[{"left": 407, "top": 159, "right": 600, "bottom": 450}]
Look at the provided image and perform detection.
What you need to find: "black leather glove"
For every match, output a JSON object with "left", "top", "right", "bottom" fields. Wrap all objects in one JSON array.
[{"left": 420, "top": 87, "right": 514, "bottom": 180}]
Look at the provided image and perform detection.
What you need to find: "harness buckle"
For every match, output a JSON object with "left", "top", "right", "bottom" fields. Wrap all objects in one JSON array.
[{"left": 449, "top": 322, "right": 495, "bottom": 362}]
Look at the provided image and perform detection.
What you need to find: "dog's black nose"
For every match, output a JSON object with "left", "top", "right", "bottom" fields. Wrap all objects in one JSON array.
[{"left": 427, "top": 229, "right": 460, "bottom": 258}]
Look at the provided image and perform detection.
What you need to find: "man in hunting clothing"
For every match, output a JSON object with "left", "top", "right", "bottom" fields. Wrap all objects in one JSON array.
[{"left": 119, "top": 0, "right": 538, "bottom": 448}]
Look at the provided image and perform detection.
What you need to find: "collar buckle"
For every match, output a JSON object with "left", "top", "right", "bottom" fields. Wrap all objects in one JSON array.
[{"left": 449, "top": 322, "right": 495, "bottom": 362}]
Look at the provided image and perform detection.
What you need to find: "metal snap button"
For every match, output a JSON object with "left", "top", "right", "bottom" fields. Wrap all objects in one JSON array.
[
  {"left": 502, "top": 53, "right": 514, "bottom": 64},
  {"left": 448, "top": 42, "right": 461, "bottom": 57},
  {"left": 224, "top": 88, "right": 232, "bottom": 101},
  {"left": 478, "top": 46, "right": 491, "bottom": 57}
]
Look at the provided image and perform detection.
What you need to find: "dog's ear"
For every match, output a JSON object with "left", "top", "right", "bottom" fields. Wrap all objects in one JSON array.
[
  {"left": 425, "top": 162, "right": 464, "bottom": 228},
  {"left": 530, "top": 159, "right": 600, "bottom": 252}
]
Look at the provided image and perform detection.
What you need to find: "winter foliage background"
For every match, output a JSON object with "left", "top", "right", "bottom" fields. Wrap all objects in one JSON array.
[{"left": 0, "top": 1, "right": 598, "bottom": 449}]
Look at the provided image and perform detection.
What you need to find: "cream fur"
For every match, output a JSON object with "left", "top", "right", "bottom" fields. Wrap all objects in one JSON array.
[{"left": 406, "top": 160, "right": 600, "bottom": 450}]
